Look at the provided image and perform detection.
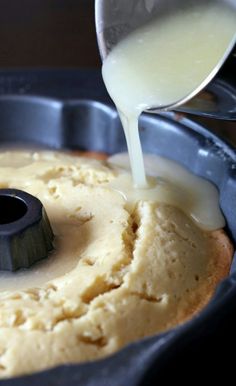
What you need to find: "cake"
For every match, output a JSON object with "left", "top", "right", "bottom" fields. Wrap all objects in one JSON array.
[{"left": 0, "top": 150, "right": 232, "bottom": 378}]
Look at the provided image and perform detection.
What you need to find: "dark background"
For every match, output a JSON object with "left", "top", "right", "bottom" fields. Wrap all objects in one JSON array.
[{"left": 0, "top": 0, "right": 100, "bottom": 68}]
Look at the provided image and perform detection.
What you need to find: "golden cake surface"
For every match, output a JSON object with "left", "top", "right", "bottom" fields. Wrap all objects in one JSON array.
[{"left": 0, "top": 151, "right": 232, "bottom": 377}]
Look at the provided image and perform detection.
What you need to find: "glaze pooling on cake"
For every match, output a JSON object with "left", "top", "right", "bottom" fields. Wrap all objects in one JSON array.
[{"left": 0, "top": 151, "right": 232, "bottom": 377}]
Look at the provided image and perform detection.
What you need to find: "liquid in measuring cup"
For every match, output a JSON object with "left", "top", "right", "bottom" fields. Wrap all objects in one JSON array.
[{"left": 102, "top": 2, "right": 236, "bottom": 188}]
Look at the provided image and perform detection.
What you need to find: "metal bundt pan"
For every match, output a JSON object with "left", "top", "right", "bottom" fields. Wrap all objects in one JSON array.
[{"left": 0, "top": 69, "right": 235, "bottom": 385}]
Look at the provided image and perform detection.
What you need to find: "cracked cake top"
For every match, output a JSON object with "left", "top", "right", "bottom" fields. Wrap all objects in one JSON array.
[{"left": 0, "top": 150, "right": 232, "bottom": 377}]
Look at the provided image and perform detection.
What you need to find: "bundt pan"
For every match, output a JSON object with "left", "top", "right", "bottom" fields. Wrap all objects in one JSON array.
[{"left": 0, "top": 69, "right": 235, "bottom": 385}]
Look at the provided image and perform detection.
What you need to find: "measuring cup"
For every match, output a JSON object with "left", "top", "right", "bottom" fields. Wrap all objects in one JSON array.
[{"left": 95, "top": 0, "right": 236, "bottom": 120}]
